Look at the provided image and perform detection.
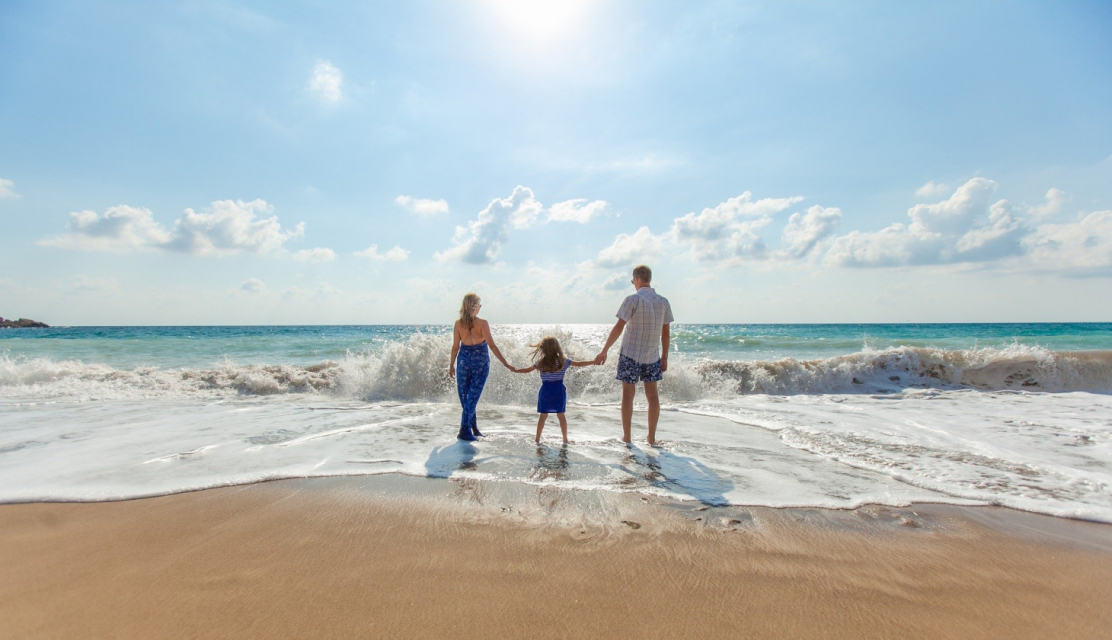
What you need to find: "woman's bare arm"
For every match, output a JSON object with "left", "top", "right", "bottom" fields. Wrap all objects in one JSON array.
[
  {"left": 480, "top": 320, "right": 513, "bottom": 369},
  {"left": 449, "top": 321, "right": 461, "bottom": 378}
]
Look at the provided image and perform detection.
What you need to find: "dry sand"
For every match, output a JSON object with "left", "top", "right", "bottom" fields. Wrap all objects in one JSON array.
[{"left": 2, "top": 476, "right": 1110, "bottom": 640}]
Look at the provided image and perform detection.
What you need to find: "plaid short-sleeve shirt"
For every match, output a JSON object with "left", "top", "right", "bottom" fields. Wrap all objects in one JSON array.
[{"left": 616, "top": 287, "right": 674, "bottom": 364}]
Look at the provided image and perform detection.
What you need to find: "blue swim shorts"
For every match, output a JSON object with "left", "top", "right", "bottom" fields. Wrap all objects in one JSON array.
[{"left": 616, "top": 354, "right": 662, "bottom": 384}]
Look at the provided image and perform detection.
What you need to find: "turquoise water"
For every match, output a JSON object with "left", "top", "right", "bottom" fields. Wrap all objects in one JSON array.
[{"left": 2, "top": 323, "right": 1110, "bottom": 369}]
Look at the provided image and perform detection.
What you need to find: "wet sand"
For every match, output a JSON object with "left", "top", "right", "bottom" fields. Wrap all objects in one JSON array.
[{"left": 2, "top": 476, "right": 1110, "bottom": 640}]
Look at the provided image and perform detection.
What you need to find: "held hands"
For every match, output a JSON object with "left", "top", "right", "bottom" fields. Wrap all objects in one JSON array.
[{"left": 594, "top": 352, "right": 607, "bottom": 365}]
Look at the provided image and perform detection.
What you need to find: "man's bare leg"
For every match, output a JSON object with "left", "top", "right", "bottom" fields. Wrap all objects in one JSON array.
[
  {"left": 644, "top": 381, "right": 660, "bottom": 445},
  {"left": 621, "top": 382, "right": 636, "bottom": 443}
]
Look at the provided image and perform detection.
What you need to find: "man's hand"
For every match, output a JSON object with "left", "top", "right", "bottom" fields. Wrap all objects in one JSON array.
[
  {"left": 594, "top": 352, "right": 607, "bottom": 365},
  {"left": 660, "top": 357, "right": 668, "bottom": 373}
]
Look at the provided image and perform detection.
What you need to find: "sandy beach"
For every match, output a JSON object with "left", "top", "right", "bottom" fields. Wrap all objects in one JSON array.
[{"left": 2, "top": 476, "right": 1110, "bottom": 640}]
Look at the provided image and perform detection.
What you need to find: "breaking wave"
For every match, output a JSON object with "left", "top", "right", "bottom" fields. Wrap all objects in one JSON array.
[{"left": 2, "top": 334, "right": 1109, "bottom": 402}]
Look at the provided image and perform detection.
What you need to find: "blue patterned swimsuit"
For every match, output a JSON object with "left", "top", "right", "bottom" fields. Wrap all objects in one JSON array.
[{"left": 456, "top": 342, "right": 489, "bottom": 440}]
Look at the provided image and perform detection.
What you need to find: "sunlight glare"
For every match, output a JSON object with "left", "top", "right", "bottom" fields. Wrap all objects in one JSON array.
[{"left": 484, "top": 0, "right": 593, "bottom": 46}]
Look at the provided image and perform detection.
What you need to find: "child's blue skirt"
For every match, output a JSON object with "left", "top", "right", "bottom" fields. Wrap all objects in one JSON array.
[{"left": 537, "top": 380, "right": 567, "bottom": 414}]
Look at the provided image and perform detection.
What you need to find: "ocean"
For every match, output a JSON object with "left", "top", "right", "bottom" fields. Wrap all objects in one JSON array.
[{"left": 2, "top": 323, "right": 1110, "bottom": 521}]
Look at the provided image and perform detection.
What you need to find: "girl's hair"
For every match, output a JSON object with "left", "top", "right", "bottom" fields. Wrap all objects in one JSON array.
[
  {"left": 459, "top": 293, "right": 480, "bottom": 329},
  {"left": 530, "top": 336, "right": 566, "bottom": 373}
]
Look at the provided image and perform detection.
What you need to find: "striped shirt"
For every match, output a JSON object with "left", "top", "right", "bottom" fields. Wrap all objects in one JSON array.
[
  {"left": 539, "top": 358, "right": 572, "bottom": 382},
  {"left": 617, "top": 287, "right": 674, "bottom": 364}
]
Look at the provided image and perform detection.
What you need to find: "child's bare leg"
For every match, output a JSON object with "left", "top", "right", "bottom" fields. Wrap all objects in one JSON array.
[
  {"left": 557, "top": 413, "right": 568, "bottom": 443},
  {"left": 535, "top": 413, "right": 548, "bottom": 443}
]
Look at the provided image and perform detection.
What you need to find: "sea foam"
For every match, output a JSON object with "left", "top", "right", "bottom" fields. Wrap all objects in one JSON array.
[{"left": 3, "top": 336, "right": 1110, "bottom": 402}]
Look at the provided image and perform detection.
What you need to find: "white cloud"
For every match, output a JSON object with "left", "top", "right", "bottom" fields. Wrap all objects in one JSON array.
[
  {"left": 39, "top": 199, "right": 305, "bottom": 256},
  {"left": 915, "top": 181, "right": 950, "bottom": 198},
  {"left": 594, "top": 226, "right": 664, "bottom": 268},
  {"left": 601, "top": 273, "right": 630, "bottom": 290},
  {"left": 952, "top": 200, "right": 1025, "bottom": 262},
  {"left": 547, "top": 199, "right": 607, "bottom": 224},
  {"left": 906, "top": 177, "right": 997, "bottom": 236},
  {"left": 1023, "top": 210, "right": 1112, "bottom": 276},
  {"left": 241, "top": 278, "right": 266, "bottom": 293},
  {"left": 824, "top": 224, "right": 945, "bottom": 267},
  {"left": 307, "top": 61, "right": 343, "bottom": 103},
  {"left": 39, "top": 205, "right": 173, "bottom": 252},
  {"left": 669, "top": 192, "right": 801, "bottom": 262},
  {"left": 169, "top": 200, "right": 304, "bottom": 256},
  {"left": 292, "top": 247, "right": 336, "bottom": 263},
  {"left": 1027, "top": 188, "right": 1068, "bottom": 220},
  {"left": 354, "top": 244, "right": 409, "bottom": 261},
  {"left": 394, "top": 195, "right": 449, "bottom": 217},
  {"left": 778, "top": 205, "right": 842, "bottom": 259},
  {"left": 0, "top": 178, "right": 19, "bottom": 199},
  {"left": 435, "top": 186, "right": 543, "bottom": 264},
  {"left": 824, "top": 178, "right": 1018, "bottom": 267}
]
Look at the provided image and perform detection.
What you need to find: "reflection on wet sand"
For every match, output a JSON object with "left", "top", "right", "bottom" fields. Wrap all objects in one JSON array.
[{"left": 531, "top": 444, "right": 570, "bottom": 481}]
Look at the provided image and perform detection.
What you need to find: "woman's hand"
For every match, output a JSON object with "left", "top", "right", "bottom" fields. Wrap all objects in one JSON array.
[{"left": 449, "top": 365, "right": 455, "bottom": 378}]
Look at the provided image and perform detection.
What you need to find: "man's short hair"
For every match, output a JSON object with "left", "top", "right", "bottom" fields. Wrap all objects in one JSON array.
[{"left": 632, "top": 264, "right": 652, "bottom": 284}]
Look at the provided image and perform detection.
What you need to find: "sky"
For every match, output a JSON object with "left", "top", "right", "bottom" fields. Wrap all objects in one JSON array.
[{"left": 1, "top": 0, "right": 1110, "bottom": 325}]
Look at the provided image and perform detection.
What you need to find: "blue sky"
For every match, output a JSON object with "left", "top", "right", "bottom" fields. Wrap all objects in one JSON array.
[{"left": 2, "top": 0, "right": 1110, "bottom": 324}]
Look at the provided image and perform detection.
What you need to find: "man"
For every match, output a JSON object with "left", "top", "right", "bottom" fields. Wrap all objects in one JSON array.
[{"left": 594, "top": 264, "right": 673, "bottom": 445}]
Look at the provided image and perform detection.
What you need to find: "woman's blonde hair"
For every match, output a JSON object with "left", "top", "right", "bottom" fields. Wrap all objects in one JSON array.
[
  {"left": 530, "top": 336, "right": 566, "bottom": 373},
  {"left": 459, "top": 293, "right": 481, "bottom": 329}
]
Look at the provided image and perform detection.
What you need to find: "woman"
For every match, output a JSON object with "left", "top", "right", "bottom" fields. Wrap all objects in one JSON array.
[{"left": 449, "top": 293, "right": 513, "bottom": 441}]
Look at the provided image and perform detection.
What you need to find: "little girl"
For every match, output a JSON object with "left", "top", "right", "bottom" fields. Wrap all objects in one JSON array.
[{"left": 512, "top": 336, "right": 596, "bottom": 444}]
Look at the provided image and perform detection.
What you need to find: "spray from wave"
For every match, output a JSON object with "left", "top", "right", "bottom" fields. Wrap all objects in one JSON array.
[{"left": 2, "top": 334, "right": 1110, "bottom": 402}]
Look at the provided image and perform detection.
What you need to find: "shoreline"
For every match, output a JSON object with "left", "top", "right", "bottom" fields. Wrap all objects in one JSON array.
[
  {"left": 3, "top": 475, "right": 1110, "bottom": 639},
  {"left": 3, "top": 472, "right": 1112, "bottom": 549}
]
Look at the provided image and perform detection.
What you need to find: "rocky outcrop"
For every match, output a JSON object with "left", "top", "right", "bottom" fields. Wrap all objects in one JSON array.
[{"left": 0, "top": 317, "right": 49, "bottom": 328}]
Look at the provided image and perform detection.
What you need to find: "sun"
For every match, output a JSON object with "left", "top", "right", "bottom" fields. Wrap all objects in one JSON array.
[{"left": 483, "top": 0, "right": 593, "bottom": 46}]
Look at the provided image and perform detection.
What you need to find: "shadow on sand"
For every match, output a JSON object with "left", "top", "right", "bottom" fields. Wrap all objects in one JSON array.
[
  {"left": 423, "top": 440, "right": 479, "bottom": 478},
  {"left": 620, "top": 444, "right": 734, "bottom": 507}
]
